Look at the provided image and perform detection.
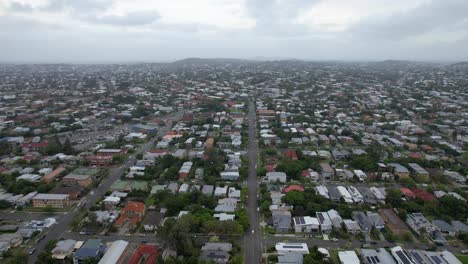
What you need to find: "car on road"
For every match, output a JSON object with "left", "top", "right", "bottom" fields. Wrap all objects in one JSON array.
[
  {"left": 461, "top": 250, "right": 468, "bottom": 254},
  {"left": 141, "top": 240, "right": 147, "bottom": 244},
  {"left": 331, "top": 238, "right": 339, "bottom": 242},
  {"left": 251, "top": 230, "right": 255, "bottom": 234},
  {"left": 28, "top": 248, "right": 36, "bottom": 255}
]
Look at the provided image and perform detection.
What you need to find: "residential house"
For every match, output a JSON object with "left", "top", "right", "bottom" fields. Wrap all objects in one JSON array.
[
  {"left": 343, "top": 219, "right": 361, "bottom": 234},
  {"left": 387, "top": 163, "right": 410, "bottom": 179},
  {"left": 338, "top": 251, "right": 360, "bottom": 264},
  {"left": 293, "top": 216, "right": 320, "bottom": 233},
  {"left": 52, "top": 239, "right": 77, "bottom": 259},
  {"left": 433, "top": 220, "right": 456, "bottom": 236},
  {"left": 272, "top": 210, "right": 292, "bottom": 232},
  {"left": 352, "top": 211, "right": 372, "bottom": 232},
  {"left": 320, "top": 163, "right": 334, "bottom": 180},
  {"left": 316, "top": 212, "right": 333, "bottom": 233},
  {"left": 200, "top": 242, "right": 232, "bottom": 264},
  {"left": 265, "top": 172, "right": 287, "bottom": 183},
  {"left": 73, "top": 239, "right": 105, "bottom": 264},
  {"left": 407, "top": 163, "right": 429, "bottom": 182},
  {"left": 367, "top": 212, "right": 385, "bottom": 230},
  {"left": 178, "top": 161, "right": 193, "bottom": 179},
  {"left": 114, "top": 202, "right": 146, "bottom": 228},
  {"left": 379, "top": 208, "right": 410, "bottom": 235},
  {"left": 327, "top": 209, "right": 343, "bottom": 229},
  {"left": 275, "top": 243, "right": 309, "bottom": 255}
]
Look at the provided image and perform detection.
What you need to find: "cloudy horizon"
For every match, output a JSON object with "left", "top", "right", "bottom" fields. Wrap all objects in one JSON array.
[{"left": 1, "top": 0, "right": 468, "bottom": 63}]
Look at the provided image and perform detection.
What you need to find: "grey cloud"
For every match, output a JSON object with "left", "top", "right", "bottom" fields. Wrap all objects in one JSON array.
[
  {"left": 42, "top": 0, "right": 114, "bottom": 12},
  {"left": 0, "top": 15, "right": 65, "bottom": 32},
  {"left": 7, "top": 1, "right": 34, "bottom": 12},
  {"left": 83, "top": 11, "right": 161, "bottom": 26},
  {"left": 350, "top": 0, "right": 468, "bottom": 40},
  {"left": 245, "top": 0, "right": 321, "bottom": 36}
]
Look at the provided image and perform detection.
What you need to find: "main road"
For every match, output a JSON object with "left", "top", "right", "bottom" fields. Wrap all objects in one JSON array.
[
  {"left": 245, "top": 98, "right": 262, "bottom": 263},
  {"left": 28, "top": 110, "right": 184, "bottom": 263}
]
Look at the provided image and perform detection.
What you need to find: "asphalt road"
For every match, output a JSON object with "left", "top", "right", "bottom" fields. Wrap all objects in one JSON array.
[
  {"left": 0, "top": 211, "right": 64, "bottom": 222},
  {"left": 28, "top": 111, "right": 184, "bottom": 263},
  {"left": 245, "top": 98, "right": 262, "bottom": 263}
]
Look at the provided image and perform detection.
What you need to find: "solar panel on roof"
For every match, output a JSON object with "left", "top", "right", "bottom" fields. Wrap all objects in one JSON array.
[
  {"left": 375, "top": 256, "right": 380, "bottom": 263},
  {"left": 318, "top": 213, "right": 324, "bottom": 222},
  {"left": 396, "top": 251, "right": 412, "bottom": 264},
  {"left": 411, "top": 252, "right": 424, "bottom": 263},
  {"left": 283, "top": 245, "right": 304, "bottom": 249},
  {"left": 430, "top": 255, "right": 442, "bottom": 264},
  {"left": 366, "top": 256, "right": 372, "bottom": 264},
  {"left": 298, "top": 217, "right": 305, "bottom": 224},
  {"left": 371, "top": 256, "right": 377, "bottom": 264}
]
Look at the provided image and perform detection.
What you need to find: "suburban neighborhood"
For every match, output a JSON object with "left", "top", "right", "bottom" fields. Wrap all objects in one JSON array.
[{"left": 0, "top": 59, "right": 467, "bottom": 263}]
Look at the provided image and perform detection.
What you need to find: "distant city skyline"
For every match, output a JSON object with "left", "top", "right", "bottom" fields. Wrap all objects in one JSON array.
[{"left": 1, "top": 0, "right": 468, "bottom": 62}]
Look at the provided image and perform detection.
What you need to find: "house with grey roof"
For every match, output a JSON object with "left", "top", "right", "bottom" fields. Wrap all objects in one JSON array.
[
  {"left": 451, "top": 220, "right": 468, "bottom": 234},
  {"left": 265, "top": 172, "right": 287, "bottom": 183},
  {"left": 278, "top": 253, "right": 303, "bottom": 264},
  {"left": 327, "top": 185, "right": 342, "bottom": 202},
  {"left": 343, "top": 219, "right": 361, "bottom": 234},
  {"left": 361, "top": 248, "right": 396, "bottom": 264},
  {"left": 167, "top": 182, "right": 178, "bottom": 193},
  {"left": 352, "top": 211, "right": 373, "bottom": 232},
  {"left": 202, "top": 185, "right": 214, "bottom": 196},
  {"left": 272, "top": 210, "right": 292, "bottom": 232},
  {"left": 52, "top": 239, "right": 76, "bottom": 259},
  {"left": 200, "top": 242, "right": 232, "bottom": 264},
  {"left": 327, "top": 209, "right": 343, "bottom": 229},
  {"left": 367, "top": 212, "right": 385, "bottom": 230},
  {"left": 433, "top": 220, "right": 456, "bottom": 236},
  {"left": 357, "top": 187, "right": 377, "bottom": 204},
  {"left": 73, "top": 239, "right": 105, "bottom": 264}
]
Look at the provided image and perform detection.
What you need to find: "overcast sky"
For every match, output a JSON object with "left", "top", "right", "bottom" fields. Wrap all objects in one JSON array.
[{"left": 1, "top": 0, "right": 468, "bottom": 63}]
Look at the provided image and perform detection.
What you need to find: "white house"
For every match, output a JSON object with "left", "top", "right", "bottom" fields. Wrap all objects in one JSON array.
[{"left": 293, "top": 216, "right": 320, "bottom": 233}]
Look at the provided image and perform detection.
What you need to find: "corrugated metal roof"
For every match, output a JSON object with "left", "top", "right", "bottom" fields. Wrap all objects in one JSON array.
[{"left": 98, "top": 240, "right": 129, "bottom": 264}]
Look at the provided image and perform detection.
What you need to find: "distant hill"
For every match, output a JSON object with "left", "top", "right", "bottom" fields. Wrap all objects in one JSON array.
[
  {"left": 172, "top": 58, "right": 253, "bottom": 65},
  {"left": 450, "top": 61, "right": 468, "bottom": 67}
]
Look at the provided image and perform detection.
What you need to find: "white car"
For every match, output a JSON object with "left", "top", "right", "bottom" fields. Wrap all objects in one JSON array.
[{"left": 251, "top": 230, "right": 255, "bottom": 234}]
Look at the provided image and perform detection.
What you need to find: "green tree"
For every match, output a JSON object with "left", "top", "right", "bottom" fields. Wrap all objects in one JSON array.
[
  {"left": 385, "top": 189, "right": 403, "bottom": 208},
  {"left": 282, "top": 191, "right": 305, "bottom": 207},
  {"left": 236, "top": 208, "right": 250, "bottom": 232},
  {"left": 399, "top": 177, "right": 416, "bottom": 188}
]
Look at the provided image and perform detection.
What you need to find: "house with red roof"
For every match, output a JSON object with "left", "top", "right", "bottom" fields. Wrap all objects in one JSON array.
[
  {"left": 400, "top": 188, "right": 416, "bottom": 199},
  {"left": 408, "top": 153, "right": 422, "bottom": 159},
  {"left": 129, "top": 244, "right": 160, "bottom": 264},
  {"left": 410, "top": 188, "right": 436, "bottom": 202},
  {"left": 284, "top": 150, "right": 298, "bottom": 160},
  {"left": 283, "top": 185, "right": 305, "bottom": 193},
  {"left": 114, "top": 201, "right": 146, "bottom": 228},
  {"left": 21, "top": 141, "right": 48, "bottom": 153}
]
